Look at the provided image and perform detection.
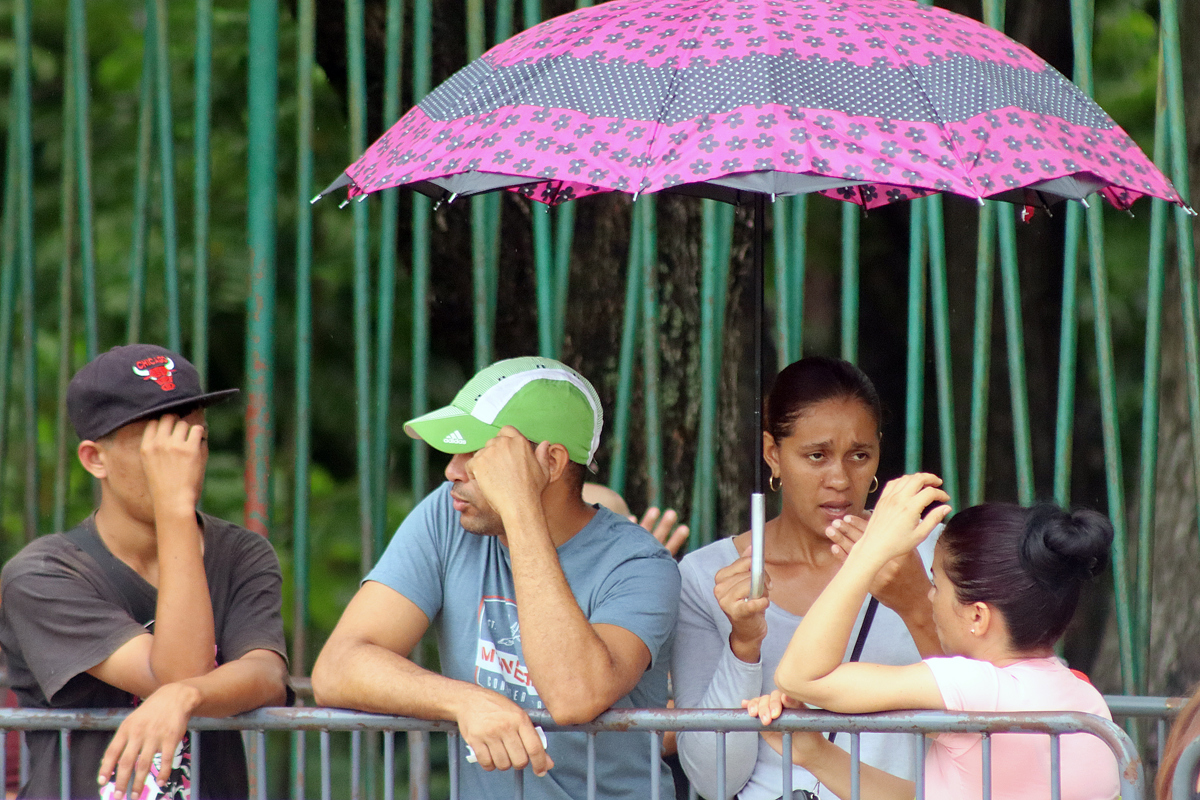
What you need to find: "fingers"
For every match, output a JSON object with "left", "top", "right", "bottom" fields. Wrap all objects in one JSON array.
[{"left": 663, "top": 523, "right": 690, "bottom": 556}]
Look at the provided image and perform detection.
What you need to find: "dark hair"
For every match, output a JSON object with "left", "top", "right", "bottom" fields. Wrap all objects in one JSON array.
[
  {"left": 764, "top": 356, "right": 883, "bottom": 442},
  {"left": 939, "top": 503, "right": 1113, "bottom": 651}
]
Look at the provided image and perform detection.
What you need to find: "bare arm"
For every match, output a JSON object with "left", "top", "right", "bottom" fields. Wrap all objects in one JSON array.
[
  {"left": 141, "top": 414, "right": 216, "bottom": 683},
  {"left": 826, "top": 515, "right": 942, "bottom": 657},
  {"left": 775, "top": 474, "right": 950, "bottom": 705},
  {"left": 313, "top": 581, "right": 554, "bottom": 775},
  {"left": 97, "top": 649, "right": 287, "bottom": 799},
  {"left": 470, "top": 428, "right": 654, "bottom": 724}
]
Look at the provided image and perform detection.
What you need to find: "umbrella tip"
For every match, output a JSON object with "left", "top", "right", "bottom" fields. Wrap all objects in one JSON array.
[
  {"left": 1186, "top": 204, "right": 1198, "bottom": 217},
  {"left": 976, "top": 197, "right": 985, "bottom": 207},
  {"left": 338, "top": 198, "right": 351, "bottom": 209},
  {"left": 310, "top": 193, "right": 323, "bottom": 205},
  {"left": 1079, "top": 197, "right": 1091, "bottom": 209}
]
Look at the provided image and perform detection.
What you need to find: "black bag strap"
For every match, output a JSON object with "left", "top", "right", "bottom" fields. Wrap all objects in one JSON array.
[
  {"left": 826, "top": 596, "right": 879, "bottom": 744},
  {"left": 65, "top": 522, "right": 157, "bottom": 627}
]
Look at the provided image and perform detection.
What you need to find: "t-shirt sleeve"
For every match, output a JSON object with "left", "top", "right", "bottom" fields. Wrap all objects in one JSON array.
[
  {"left": 925, "top": 655, "right": 1002, "bottom": 712},
  {"left": 586, "top": 542, "right": 681, "bottom": 670},
  {"left": 217, "top": 529, "right": 289, "bottom": 666},
  {"left": 0, "top": 547, "right": 148, "bottom": 702},
  {"left": 364, "top": 484, "right": 451, "bottom": 622}
]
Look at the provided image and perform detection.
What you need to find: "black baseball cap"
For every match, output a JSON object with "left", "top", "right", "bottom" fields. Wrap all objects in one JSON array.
[{"left": 67, "top": 344, "right": 239, "bottom": 441}]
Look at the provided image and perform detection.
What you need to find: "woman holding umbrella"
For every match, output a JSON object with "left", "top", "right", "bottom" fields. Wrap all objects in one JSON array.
[{"left": 673, "top": 357, "right": 941, "bottom": 800}]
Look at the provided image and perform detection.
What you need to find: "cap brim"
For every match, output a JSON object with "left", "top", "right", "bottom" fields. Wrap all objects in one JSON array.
[
  {"left": 93, "top": 388, "right": 240, "bottom": 440},
  {"left": 404, "top": 406, "right": 503, "bottom": 454}
]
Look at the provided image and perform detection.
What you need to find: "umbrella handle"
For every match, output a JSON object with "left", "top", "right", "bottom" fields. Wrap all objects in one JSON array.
[{"left": 749, "top": 492, "right": 766, "bottom": 599}]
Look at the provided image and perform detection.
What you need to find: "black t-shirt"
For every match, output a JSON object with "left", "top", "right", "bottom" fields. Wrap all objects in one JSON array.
[{"left": 0, "top": 514, "right": 288, "bottom": 800}]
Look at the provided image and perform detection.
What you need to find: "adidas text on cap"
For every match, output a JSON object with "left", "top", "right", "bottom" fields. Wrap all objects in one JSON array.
[{"left": 403, "top": 357, "right": 602, "bottom": 470}]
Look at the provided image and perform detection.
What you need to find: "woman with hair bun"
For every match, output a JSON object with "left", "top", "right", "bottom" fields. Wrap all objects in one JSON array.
[
  {"left": 747, "top": 475, "right": 1119, "bottom": 800},
  {"left": 674, "top": 358, "right": 942, "bottom": 799}
]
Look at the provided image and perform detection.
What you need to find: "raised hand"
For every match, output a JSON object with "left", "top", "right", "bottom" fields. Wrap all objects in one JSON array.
[
  {"left": 855, "top": 473, "right": 951, "bottom": 565},
  {"left": 713, "top": 548, "right": 771, "bottom": 663},
  {"left": 140, "top": 413, "right": 207, "bottom": 515},
  {"left": 826, "top": 515, "right": 931, "bottom": 616},
  {"left": 467, "top": 426, "right": 553, "bottom": 519},
  {"left": 637, "top": 507, "right": 690, "bottom": 555}
]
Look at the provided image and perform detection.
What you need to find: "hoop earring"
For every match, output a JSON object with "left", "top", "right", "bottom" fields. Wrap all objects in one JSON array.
[
  {"left": 869, "top": 475, "right": 879, "bottom": 493},
  {"left": 769, "top": 474, "right": 781, "bottom": 492}
]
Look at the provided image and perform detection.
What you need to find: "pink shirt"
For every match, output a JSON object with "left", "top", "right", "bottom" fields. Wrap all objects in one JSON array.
[{"left": 923, "top": 656, "right": 1119, "bottom": 800}]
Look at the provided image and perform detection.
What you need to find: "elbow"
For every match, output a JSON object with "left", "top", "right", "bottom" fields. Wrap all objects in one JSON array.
[
  {"left": 773, "top": 666, "right": 817, "bottom": 705},
  {"left": 311, "top": 649, "right": 341, "bottom": 708},
  {"left": 540, "top": 691, "right": 610, "bottom": 725}
]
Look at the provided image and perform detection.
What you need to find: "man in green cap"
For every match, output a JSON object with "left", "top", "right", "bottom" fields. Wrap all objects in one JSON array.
[{"left": 314, "top": 357, "right": 680, "bottom": 799}]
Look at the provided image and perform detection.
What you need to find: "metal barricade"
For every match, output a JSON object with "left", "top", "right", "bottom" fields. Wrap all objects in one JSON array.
[
  {"left": 0, "top": 707, "right": 1143, "bottom": 800},
  {"left": 1173, "top": 737, "right": 1200, "bottom": 800}
]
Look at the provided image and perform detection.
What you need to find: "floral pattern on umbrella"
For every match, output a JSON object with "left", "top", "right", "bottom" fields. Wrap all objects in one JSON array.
[{"left": 332, "top": 0, "right": 1183, "bottom": 210}]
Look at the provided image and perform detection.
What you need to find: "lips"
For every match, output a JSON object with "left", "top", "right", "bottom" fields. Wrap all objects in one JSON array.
[{"left": 819, "top": 502, "right": 852, "bottom": 520}]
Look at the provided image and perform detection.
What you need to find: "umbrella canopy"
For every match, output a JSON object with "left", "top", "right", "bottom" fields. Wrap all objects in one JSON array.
[{"left": 318, "top": 0, "right": 1184, "bottom": 212}]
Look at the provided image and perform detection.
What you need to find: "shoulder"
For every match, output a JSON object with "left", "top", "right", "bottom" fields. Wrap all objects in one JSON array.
[
  {"left": 679, "top": 537, "right": 738, "bottom": 580},
  {"left": 1, "top": 533, "right": 87, "bottom": 587},
  {"left": 201, "top": 515, "right": 280, "bottom": 561}
]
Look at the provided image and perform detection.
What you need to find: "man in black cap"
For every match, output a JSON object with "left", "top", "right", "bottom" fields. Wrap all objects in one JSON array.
[{"left": 0, "top": 344, "right": 289, "bottom": 800}]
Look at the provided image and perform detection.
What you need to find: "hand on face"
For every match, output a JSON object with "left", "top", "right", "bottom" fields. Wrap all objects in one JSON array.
[
  {"left": 713, "top": 548, "right": 771, "bottom": 663},
  {"left": 466, "top": 426, "right": 554, "bottom": 520},
  {"left": 826, "top": 514, "right": 932, "bottom": 616},
  {"left": 857, "top": 473, "right": 951, "bottom": 564},
  {"left": 139, "top": 412, "right": 207, "bottom": 516}
]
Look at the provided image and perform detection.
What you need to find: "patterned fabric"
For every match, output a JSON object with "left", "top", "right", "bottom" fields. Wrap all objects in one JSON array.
[{"left": 331, "top": 0, "right": 1182, "bottom": 211}]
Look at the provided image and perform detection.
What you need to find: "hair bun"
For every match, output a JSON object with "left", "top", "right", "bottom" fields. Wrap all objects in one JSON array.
[{"left": 1019, "top": 504, "right": 1114, "bottom": 587}]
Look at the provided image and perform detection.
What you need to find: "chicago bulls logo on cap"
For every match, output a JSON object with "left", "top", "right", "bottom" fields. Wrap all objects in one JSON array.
[{"left": 132, "top": 355, "right": 177, "bottom": 392}]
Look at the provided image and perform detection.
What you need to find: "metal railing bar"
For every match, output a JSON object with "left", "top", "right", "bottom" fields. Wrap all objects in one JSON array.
[
  {"left": 587, "top": 730, "right": 596, "bottom": 800},
  {"left": 981, "top": 732, "right": 991, "bottom": 800},
  {"left": 1050, "top": 733, "right": 1061, "bottom": 800},
  {"left": 255, "top": 730, "right": 267, "bottom": 800},
  {"left": 850, "top": 730, "right": 861, "bottom": 800},
  {"left": 1172, "top": 736, "right": 1200, "bottom": 800},
  {"left": 59, "top": 729, "right": 69, "bottom": 800},
  {"left": 191, "top": 729, "right": 200, "bottom": 795},
  {"left": 914, "top": 732, "right": 925, "bottom": 800},
  {"left": 514, "top": 760, "right": 524, "bottom": 800},
  {"left": 716, "top": 729, "right": 726, "bottom": 800},
  {"left": 781, "top": 731, "right": 793, "bottom": 798},
  {"left": 320, "top": 730, "right": 331, "bottom": 800},
  {"left": 650, "top": 731, "right": 660, "bottom": 800},
  {"left": 383, "top": 730, "right": 395, "bottom": 800}
]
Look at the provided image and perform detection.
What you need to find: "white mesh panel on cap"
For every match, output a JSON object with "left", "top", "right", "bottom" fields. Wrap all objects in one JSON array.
[{"left": 472, "top": 367, "right": 603, "bottom": 463}]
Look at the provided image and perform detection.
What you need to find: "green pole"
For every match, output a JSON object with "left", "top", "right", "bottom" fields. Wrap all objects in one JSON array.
[
  {"left": 904, "top": 201, "right": 927, "bottom": 474},
  {"left": 193, "top": 0, "right": 214, "bottom": 382},
  {"left": 996, "top": 209, "right": 1034, "bottom": 505},
  {"left": 68, "top": 0, "right": 97, "bottom": 359},
  {"left": 127, "top": 36, "right": 154, "bottom": 345},
  {"left": 374, "top": 0, "right": 405, "bottom": 560},
  {"left": 773, "top": 198, "right": 792, "bottom": 367},
  {"left": 292, "top": 0, "right": 315, "bottom": 792},
  {"left": 411, "top": 0, "right": 432, "bottom": 499},
  {"left": 553, "top": 203, "right": 576, "bottom": 355},
  {"left": 346, "top": 0, "right": 375, "bottom": 574},
  {"left": 609, "top": 210, "right": 643, "bottom": 497},
  {"left": 926, "top": 196, "right": 959, "bottom": 511},
  {"left": 53, "top": 41, "right": 78, "bottom": 535},
  {"left": 968, "top": 202, "right": 995, "bottom": 506},
  {"left": 0, "top": 100, "right": 21, "bottom": 545},
  {"left": 151, "top": 0, "right": 181, "bottom": 352},
  {"left": 840, "top": 204, "right": 859, "bottom": 364},
  {"left": 15, "top": 0, "right": 38, "bottom": 542},
  {"left": 789, "top": 195, "right": 807, "bottom": 360},
  {"left": 1053, "top": 203, "right": 1083, "bottom": 506},
  {"left": 468, "top": 0, "right": 492, "bottom": 372},
  {"left": 245, "top": 0, "right": 278, "bottom": 537},
  {"left": 641, "top": 198, "right": 662, "bottom": 509},
  {"left": 535, "top": 208, "right": 556, "bottom": 357}
]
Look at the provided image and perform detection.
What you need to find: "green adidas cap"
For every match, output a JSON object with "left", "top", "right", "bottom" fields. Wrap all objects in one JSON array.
[{"left": 404, "top": 357, "right": 603, "bottom": 470}]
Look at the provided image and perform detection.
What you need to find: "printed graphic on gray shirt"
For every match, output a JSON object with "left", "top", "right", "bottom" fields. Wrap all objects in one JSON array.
[{"left": 474, "top": 596, "right": 541, "bottom": 708}]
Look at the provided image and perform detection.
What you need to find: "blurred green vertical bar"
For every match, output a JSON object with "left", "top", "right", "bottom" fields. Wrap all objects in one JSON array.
[
  {"left": 292, "top": 0, "right": 315, "bottom": 792},
  {"left": 640, "top": 199, "right": 662, "bottom": 509},
  {"left": 68, "top": 0, "right": 98, "bottom": 359},
  {"left": 411, "top": 0, "right": 432, "bottom": 499},
  {"left": 1085, "top": 202, "right": 1136, "bottom": 692},
  {"left": 374, "top": 0, "right": 405, "bottom": 559},
  {"left": 788, "top": 195, "right": 806, "bottom": 359},
  {"left": 995, "top": 210, "right": 1034, "bottom": 504},
  {"left": 925, "top": 196, "right": 959, "bottom": 510},
  {"left": 1053, "top": 204, "right": 1083, "bottom": 505},
  {"left": 127, "top": 35, "right": 155, "bottom": 345},
  {"left": 192, "top": 0, "right": 213, "bottom": 382},
  {"left": 15, "top": 0, "right": 38, "bottom": 542},
  {"left": 553, "top": 204, "right": 575, "bottom": 354},
  {"left": 534, "top": 208, "right": 556, "bottom": 357},
  {"left": 346, "top": 0, "right": 375, "bottom": 573},
  {"left": 609, "top": 210, "right": 642, "bottom": 497},
  {"left": 967, "top": 203, "right": 995, "bottom": 506},
  {"left": 245, "top": 0, "right": 278, "bottom": 536},
  {"left": 692, "top": 201, "right": 719, "bottom": 548},
  {"left": 714, "top": 203, "right": 735, "bottom": 347},
  {"left": 468, "top": 0, "right": 492, "bottom": 371},
  {"left": 53, "top": 42, "right": 78, "bottom": 535},
  {"left": 840, "top": 204, "right": 859, "bottom": 364},
  {"left": 904, "top": 201, "right": 927, "bottom": 474},
  {"left": 1069, "top": 0, "right": 1135, "bottom": 693},
  {"left": 1134, "top": 78, "right": 1169, "bottom": 697},
  {"left": 772, "top": 198, "right": 792, "bottom": 366},
  {"left": 151, "top": 0, "right": 181, "bottom": 352},
  {"left": 0, "top": 104, "right": 21, "bottom": 536},
  {"left": 1159, "top": 0, "right": 1200, "bottom": 556}
]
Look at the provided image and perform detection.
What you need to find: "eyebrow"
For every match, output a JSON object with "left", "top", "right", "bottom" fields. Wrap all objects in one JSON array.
[{"left": 797, "top": 439, "right": 878, "bottom": 450}]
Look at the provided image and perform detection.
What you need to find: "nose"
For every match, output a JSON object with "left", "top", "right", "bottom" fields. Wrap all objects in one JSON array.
[
  {"left": 827, "top": 459, "right": 851, "bottom": 490},
  {"left": 445, "top": 452, "right": 471, "bottom": 483},
  {"left": 927, "top": 584, "right": 935, "bottom": 602}
]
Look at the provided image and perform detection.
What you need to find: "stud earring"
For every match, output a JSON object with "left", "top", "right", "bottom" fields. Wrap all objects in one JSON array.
[{"left": 970, "top": 627, "right": 977, "bottom": 634}]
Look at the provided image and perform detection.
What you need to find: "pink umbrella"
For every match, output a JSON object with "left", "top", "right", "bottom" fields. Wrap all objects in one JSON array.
[
  {"left": 317, "top": 0, "right": 1186, "bottom": 212},
  {"left": 315, "top": 0, "right": 1190, "bottom": 596}
]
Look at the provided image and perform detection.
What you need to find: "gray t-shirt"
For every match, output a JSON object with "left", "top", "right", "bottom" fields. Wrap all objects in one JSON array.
[
  {"left": 0, "top": 514, "right": 288, "bottom": 800},
  {"left": 366, "top": 482, "right": 681, "bottom": 800}
]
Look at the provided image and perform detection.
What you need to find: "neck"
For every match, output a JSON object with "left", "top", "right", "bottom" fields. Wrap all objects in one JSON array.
[
  {"left": 93, "top": 500, "right": 159, "bottom": 577},
  {"left": 763, "top": 513, "right": 839, "bottom": 566}
]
